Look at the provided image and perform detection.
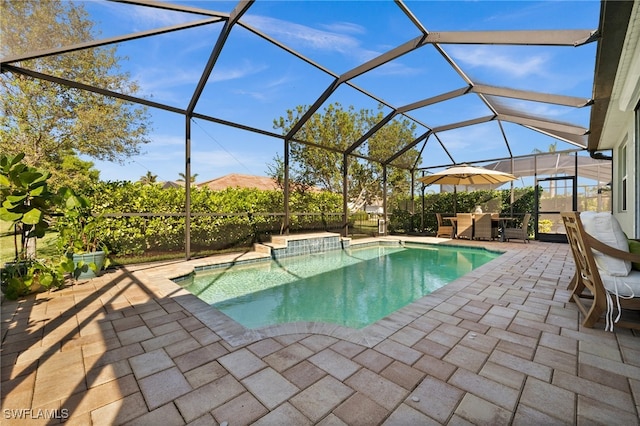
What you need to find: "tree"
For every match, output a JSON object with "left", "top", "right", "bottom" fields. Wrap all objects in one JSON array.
[
  {"left": 177, "top": 172, "right": 198, "bottom": 184},
  {"left": 532, "top": 141, "right": 559, "bottom": 196},
  {"left": 139, "top": 171, "right": 158, "bottom": 185},
  {"left": 0, "top": 0, "right": 151, "bottom": 189},
  {"left": 532, "top": 141, "right": 558, "bottom": 154},
  {"left": 58, "top": 152, "right": 100, "bottom": 191},
  {"left": 270, "top": 103, "right": 419, "bottom": 208}
]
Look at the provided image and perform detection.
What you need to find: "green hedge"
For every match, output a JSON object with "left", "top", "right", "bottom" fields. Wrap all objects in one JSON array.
[
  {"left": 389, "top": 188, "right": 537, "bottom": 235},
  {"left": 75, "top": 183, "right": 538, "bottom": 256},
  {"left": 80, "top": 182, "right": 343, "bottom": 255}
]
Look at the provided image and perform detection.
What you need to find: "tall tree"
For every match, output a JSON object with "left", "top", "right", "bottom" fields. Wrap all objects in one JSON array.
[
  {"left": 270, "top": 103, "right": 419, "bottom": 208},
  {"left": 532, "top": 141, "right": 558, "bottom": 154},
  {"left": 177, "top": 172, "right": 198, "bottom": 184},
  {"left": 139, "top": 171, "right": 158, "bottom": 185},
  {"left": 0, "top": 0, "right": 151, "bottom": 188},
  {"left": 59, "top": 152, "right": 100, "bottom": 191}
]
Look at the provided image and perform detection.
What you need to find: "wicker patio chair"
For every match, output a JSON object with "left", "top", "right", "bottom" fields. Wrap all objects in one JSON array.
[
  {"left": 473, "top": 213, "right": 493, "bottom": 240},
  {"left": 456, "top": 213, "right": 473, "bottom": 240},
  {"left": 490, "top": 213, "right": 500, "bottom": 239},
  {"left": 504, "top": 213, "right": 531, "bottom": 243},
  {"left": 436, "top": 213, "right": 454, "bottom": 238}
]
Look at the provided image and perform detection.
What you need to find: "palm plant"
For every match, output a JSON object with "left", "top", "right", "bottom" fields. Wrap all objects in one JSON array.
[
  {"left": 139, "top": 171, "right": 158, "bottom": 185},
  {"left": 177, "top": 172, "right": 198, "bottom": 184}
]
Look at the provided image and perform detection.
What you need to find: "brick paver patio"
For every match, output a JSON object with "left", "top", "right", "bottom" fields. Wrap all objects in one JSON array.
[{"left": 2, "top": 237, "right": 640, "bottom": 425}]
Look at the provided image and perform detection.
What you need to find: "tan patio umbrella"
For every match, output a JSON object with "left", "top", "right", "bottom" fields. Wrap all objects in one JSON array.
[
  {"left": 418, "top": 164, "right": 516, "bottom": 214},
  {"left": 418, "top": 164, "right": 516, "bottom": 186}
]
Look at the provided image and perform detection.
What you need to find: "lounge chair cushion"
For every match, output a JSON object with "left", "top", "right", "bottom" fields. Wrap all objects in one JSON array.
[
  {"left": 580, "top": 211, "right": 631, "bottom": 277},
  {"left": 628, "top": 239, "right": 640, "bottom": 271},
  {"left": 601, "top": 270, "right": 640, "bottom": 297}
]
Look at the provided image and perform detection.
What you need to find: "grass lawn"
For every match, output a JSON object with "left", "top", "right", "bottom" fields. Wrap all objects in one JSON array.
[
  {"left": 0, "top": 219, "right": 384, "bottom": 268},
  {"left": 0, "top": 221, "right": 60, "bottom": 264}
]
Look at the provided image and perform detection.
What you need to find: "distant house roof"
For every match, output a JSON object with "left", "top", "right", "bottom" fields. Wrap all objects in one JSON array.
[
  {"left": 160, "top": 181, "right": 182, "bottom": 189},
  {"left": 197, "top": 174, "right": 280, "bottom": 191}
]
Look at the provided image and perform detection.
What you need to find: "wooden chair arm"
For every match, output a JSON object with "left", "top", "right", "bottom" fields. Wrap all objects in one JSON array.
[{"left": 585, "top": 232, "right": 640, "bottom": 263}]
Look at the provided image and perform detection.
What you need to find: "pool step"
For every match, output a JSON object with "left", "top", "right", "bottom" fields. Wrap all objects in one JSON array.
[{"left": 253, "top": 232, "right": 347, "bottom": 259}]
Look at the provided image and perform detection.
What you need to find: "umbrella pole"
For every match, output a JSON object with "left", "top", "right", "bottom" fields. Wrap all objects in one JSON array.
[{"left": 453, "top": 185, "right": 457, "bottom": 215}]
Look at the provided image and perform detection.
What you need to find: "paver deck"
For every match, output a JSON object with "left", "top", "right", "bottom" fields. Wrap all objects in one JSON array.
[{"left": 2, "top": 237, "right": 640, "bottom": 425}]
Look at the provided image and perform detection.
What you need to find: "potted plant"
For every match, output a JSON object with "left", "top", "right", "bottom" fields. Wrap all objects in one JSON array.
[
  {"left": 55, "top": 187, "right": 110, "bottom": 280},
  {"left": 0, "top": 153, "right": 64, "bottom": 298}
]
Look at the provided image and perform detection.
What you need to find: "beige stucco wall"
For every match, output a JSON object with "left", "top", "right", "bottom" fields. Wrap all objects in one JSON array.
[
  {"left": 607, "top": 2, "right": 640, "bottom": 238},
  {"left": 610, "top": 115, "right": 637, "bottom": 237}
]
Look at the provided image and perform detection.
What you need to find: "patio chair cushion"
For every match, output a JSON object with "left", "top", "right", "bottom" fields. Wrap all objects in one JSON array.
[
  {"left": 628, "top": 239, "right": 640, "bottom": 271},
  {"left": 580, "top": 211, "right": 631, "bottom": 277},
  {"left": 600, "top": 270, "right": 640, "bottom": 297}
]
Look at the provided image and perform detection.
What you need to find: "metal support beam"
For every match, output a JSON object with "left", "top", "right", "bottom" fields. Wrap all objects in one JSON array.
[
  {"left": 497, "top": 120, "right": 513, "bottom": 158},
  {"left": 340, "top": 36, "right": 425, "bottom": 83},
  {"left": 499, "top": 114, "right": 588, "bottom": 135},
  {"left": 433, "top": 45, "right": 475, "bottom": 86},
  {"left": 395, "top": 0, "right": 429, "bottom": 35},
  {"left": 113, "top": 0, "right": 230, "bottom": 17},
  {"left": 398, "top": 87, "right": 471, "bottom": 114},
  {"left": 410, "top": 170, "right": 416, "bottom": 231},
  {"left": 1, "top": 65, "right": 186, "bottom": 114},
  {"left": 431, "top": 115, "right": 495, "bottom": 133},
  {"left": 382, "top": 166, "right": 388, "bottom": 236},
  {"left": 185, "top": 116, "right": 192, "bottom": 260},
  {"left": 473, "top": 84, "right": 592, "bottom": 107},
  {"left": 284, "top": 78, "right": 341, "bottom": 141},
  {"left": 283, "top": 139, "right": 290, "bottom": 235},
  {"left": 522, "top": 126, "right": 588, "bottom": 148},
  {"left": 423, "top": 30, "right": 597, "bottom": 46},
  {"left": 432, "top": 133, "right": 457, "bottom": 165},
  {"left": 385, "top": 130, "right": 430, "bottom": 165},
  {"left": 1, "top": 18, "right": 222, "bottom": 64},
  {"left": 187, "top": 0, "right": 252, "bottom": 114},
  {"left": 345, "top": 111, "right": 398, "bottom": 155},
  {"left": 342, "top": 153, "right": 349, "bottom": 237}
]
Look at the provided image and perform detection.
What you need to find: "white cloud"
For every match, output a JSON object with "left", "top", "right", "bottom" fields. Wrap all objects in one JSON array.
[
  {"left": 98, "top": 0, "right": 205, "bottom": 32},
  {"left": 320, "top": 21, "right": 367, "bottom": 35},
  {"left": 210, "top": 61, "right": 269, "bottom": 83},
  {"left": 191, "top": 149, "right": 271, "bottom": 179},
  {"left": 127, "top": 4, "right": 198, "bottom": 27},
  {"left": 243, "top": 14, "right": 379, "bottom": 63},
  {"left": 449, "top": 46, "right": 549, "bottom": 78},
  {"left": 438, "top": 123, "right": 505, "bottom": 153},
  {"left": 94, "top": 147, "right": 264, "bottom": 183},
  {"left": 367, "top": 61, "right": 423, "bottom": 77},
  {"left": 134, "top": 68, "right": 200, "bottom": 97},
  {"left": 231, "top": 73, "right": 294, "bottom": 101},
  {"left": 131, "top": 60, "right": 268, "bottom": 104},
  {"left": 147, "top": 134, "right": 185, "bottom": 148}
]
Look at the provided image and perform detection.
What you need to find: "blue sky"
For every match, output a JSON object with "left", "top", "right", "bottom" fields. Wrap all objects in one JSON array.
[{"left": 77, "top": 0, "right": 600, "bottom": 184}]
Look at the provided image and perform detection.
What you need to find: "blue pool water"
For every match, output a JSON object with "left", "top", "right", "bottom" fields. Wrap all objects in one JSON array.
[{"left": 179, "top": 243, "right": 500, "bottom": 329}]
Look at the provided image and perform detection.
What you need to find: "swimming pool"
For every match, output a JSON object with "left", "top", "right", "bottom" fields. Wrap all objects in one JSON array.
[{"left": 178, "top": 243, "right": 500, "bottom": 329}]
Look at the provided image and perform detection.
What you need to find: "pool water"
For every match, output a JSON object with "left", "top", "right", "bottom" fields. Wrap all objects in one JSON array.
[{"left": 180, "top": 243, "right": 500, "bottom": 329}]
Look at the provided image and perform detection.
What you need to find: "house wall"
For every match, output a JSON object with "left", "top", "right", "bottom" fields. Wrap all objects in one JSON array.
[
  {"left": 608, "top": 3, "right": 640, "bottom": 239},
  {"left": 611, "top": 113, "right": 638, "bottom": 238}
]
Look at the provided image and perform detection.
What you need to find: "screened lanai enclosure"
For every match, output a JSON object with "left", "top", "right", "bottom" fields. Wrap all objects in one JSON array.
[{"left": 1, "top": 0, "right": 615, "bottom": 257}]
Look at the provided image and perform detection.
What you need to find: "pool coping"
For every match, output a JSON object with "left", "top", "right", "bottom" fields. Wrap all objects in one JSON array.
[{"left": 126, "top": 235, "right": 513, "bottom": 348}]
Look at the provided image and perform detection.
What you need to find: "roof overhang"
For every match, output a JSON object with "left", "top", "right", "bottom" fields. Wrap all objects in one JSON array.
[{"left": 588, "top": 0, "right": 635, "bottom": 152}]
